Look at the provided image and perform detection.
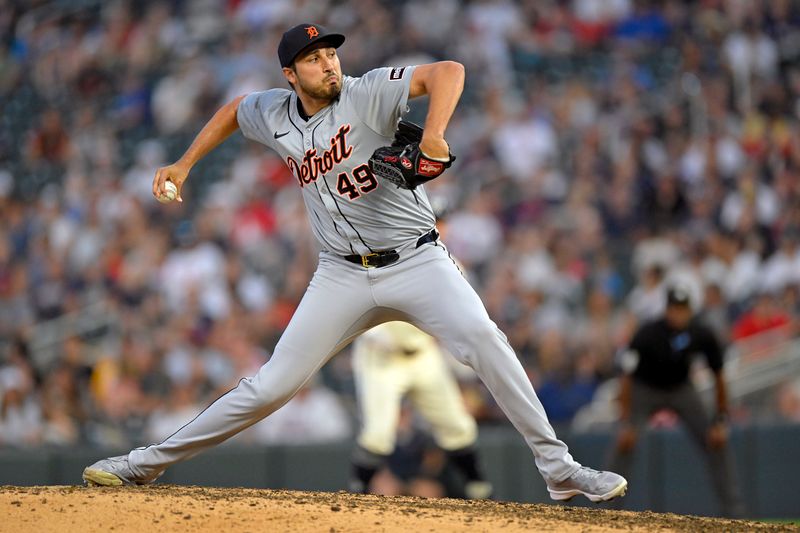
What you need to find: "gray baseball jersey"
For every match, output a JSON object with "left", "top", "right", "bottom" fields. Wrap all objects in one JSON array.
[{"left": 236, "top": 66, "right": 435, "bottom": 255}]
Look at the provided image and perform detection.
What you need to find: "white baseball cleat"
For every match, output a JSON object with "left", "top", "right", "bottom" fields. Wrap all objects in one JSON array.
[
  {"left": 464, "top": 480, "right": 494, "bottom": 500},
  {"left": 82, "top": 455, "right": 156, "bottom": 487},
  {"left": 547, "top": 467, "right": 628, "bottom": 503}
]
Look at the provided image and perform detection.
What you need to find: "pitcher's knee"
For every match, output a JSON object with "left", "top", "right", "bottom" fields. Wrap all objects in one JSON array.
[
  {"left": 449, "top": 319, "right": 506, "bottom": 365},
  {"left": 245, "top": 375, "right": 300, "bottom": 413}
]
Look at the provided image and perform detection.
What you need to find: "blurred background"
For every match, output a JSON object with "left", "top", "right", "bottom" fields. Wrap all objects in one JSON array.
[{"left": 1, "top": 0, "right": 799, "bottom": 519}]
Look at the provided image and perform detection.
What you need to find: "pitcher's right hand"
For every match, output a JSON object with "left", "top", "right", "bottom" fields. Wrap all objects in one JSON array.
[{"left": 153, "top": 163, "right": 189, "bottom": 203}]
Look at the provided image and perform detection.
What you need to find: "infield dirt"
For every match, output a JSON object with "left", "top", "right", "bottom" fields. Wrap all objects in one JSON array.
[{"left": 1, "top": 485, "right": 797, "bottom": 533}]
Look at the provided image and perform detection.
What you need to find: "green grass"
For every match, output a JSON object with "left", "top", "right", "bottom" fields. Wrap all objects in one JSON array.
[{"left": 756, "top": 519, "right": 800, "bottom": 525}]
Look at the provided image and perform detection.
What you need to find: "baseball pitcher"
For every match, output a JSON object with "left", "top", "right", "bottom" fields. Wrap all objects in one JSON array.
[{"left": 83, "top": 22, "right": 627, "bottom": 503}]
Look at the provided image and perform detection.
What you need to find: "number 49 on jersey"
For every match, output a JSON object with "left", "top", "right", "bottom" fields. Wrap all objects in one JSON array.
[{"left": 336, "top": 164, "right": 378, "bottom": 200}]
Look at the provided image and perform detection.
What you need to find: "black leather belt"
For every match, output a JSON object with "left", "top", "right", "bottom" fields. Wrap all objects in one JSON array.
[{"left": 345, "top": 229, "right": 439, "bottom": 268}]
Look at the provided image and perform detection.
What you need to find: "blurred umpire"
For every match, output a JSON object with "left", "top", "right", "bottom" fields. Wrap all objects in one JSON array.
[
  {"left": 349, "top": 321, "right": 493, "bottom": 500},
  {"left": 609, "top": 285, "right": 745, "bottom": 517}
]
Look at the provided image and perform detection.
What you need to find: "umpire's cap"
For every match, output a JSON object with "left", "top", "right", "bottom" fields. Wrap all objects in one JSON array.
[
  {"left": 666, "top": 284, "right": 692, "bottom": 307},
  {"left": 278, "top": 23, "right": 345, "bottom": 68}
]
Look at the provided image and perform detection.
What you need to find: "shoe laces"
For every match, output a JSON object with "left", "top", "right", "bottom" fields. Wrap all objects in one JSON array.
[
  {"left": 110, "top": 456, "right": 129, "bottom": 468},
  {"left": 573, "top": 467, "right": 602, "bottom": 481}
]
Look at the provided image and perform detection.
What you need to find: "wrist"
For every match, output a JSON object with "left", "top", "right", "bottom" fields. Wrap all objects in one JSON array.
[
  {"left": 419, "top": 138, "right": 450, "bottom": 161},
  {"left": 174, "top": 159, "right": 193, "bottom": 173},
  {"left": 420, "top": 133, "right": 446, "bottom": 148}
]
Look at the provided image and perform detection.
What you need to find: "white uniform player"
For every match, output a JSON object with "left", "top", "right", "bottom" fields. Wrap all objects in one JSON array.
[
  {"left": 350, "top": 321, "right": 492, "bottom": 499},
  {"left": 83, "top": 23, "right": 627, "bottom": 503}
]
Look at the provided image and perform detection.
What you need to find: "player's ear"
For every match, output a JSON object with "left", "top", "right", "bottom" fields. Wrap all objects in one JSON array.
[{"left": 282, "top": 66, "right": 297, "bottom": 88}]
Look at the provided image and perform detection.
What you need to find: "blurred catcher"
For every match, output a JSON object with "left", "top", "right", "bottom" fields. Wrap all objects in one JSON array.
[{"left": 349, "top": 321, "right": 493, "bottom": 500}]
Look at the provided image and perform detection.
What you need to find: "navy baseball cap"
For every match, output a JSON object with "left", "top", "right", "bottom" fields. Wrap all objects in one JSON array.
[{"left": 278, "top": 23, "right": 345, "bottom": 68}]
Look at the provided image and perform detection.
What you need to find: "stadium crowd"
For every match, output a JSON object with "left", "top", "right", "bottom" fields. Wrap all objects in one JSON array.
[{"left": 1, "top": 0, "right": 800, "bottom": 450}]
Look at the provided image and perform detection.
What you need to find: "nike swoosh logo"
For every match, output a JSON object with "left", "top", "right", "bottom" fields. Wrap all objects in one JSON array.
[{"left": 274, "top": 131, "right": 290, "bottom": 139}]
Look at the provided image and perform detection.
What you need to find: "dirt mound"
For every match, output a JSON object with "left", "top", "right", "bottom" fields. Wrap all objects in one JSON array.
[{"left": 1, "top": 485, "right": 795, "bottom": 533}]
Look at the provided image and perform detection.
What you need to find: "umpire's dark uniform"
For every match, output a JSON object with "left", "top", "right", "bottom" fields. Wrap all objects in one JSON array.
[{"left": 609, "top": 286, "right": 745, "bottom": 517}]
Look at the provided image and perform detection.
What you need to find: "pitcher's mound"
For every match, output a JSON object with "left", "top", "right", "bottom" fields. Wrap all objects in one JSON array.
[{"left": 1, "top": 485, "right": 794, "bottom": 532}]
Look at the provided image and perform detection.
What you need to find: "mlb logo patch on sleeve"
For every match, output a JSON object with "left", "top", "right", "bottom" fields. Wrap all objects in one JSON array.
[{"left": 389, "top": 67, "right": 405, "bottom": 80}]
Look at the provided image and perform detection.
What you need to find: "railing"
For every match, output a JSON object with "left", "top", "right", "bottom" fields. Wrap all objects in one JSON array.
[
  {"left": 695, "top": 331, "right": 800, "bottom": 402},
  {"left": 26, "top": 298, "right": 119, "bottom": 370}
]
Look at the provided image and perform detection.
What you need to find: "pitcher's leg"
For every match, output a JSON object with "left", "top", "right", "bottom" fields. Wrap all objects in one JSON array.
[
  {"left": 375, "top": 245, "right": 578, "bottom": 482},
  {"left": 123, "top": 259, "right": 375, "bottom": 480}
]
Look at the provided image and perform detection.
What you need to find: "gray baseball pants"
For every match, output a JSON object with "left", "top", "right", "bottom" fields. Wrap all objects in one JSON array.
[{"left": 128, "top": 240, "right": 579, "bottom": 483}]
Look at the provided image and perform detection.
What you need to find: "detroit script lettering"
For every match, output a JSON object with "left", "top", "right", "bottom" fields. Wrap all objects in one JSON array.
[{"left": 287, "top": 124, "right": 353, "bottom": 186}]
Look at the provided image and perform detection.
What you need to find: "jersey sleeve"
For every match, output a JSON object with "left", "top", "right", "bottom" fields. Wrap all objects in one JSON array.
[
  {"left": 696, "top": 324, "right": 724, "bottom": 372},
  {"left": 346, "top": 66, "right": 417, "bottom": 137},
  {"left": 236, "top": 90, "right": 281, "bottom": 146}
]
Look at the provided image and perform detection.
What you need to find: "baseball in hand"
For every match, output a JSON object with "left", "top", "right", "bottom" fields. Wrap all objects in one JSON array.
[{"left": 157, "top": 181, "right": 178, "bottom": 203}]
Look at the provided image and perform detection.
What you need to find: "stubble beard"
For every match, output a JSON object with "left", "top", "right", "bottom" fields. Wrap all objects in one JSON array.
[{"left": 299, "top": 75, "right": 341, "bottom": 101}]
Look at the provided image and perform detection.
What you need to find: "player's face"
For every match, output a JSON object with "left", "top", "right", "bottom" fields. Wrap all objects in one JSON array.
[
  {"left": 665, "top": 304, "right": 692, "bottom": 330},
  {"left": 286, "top": 46, "right": 342, "bottom": 101}
]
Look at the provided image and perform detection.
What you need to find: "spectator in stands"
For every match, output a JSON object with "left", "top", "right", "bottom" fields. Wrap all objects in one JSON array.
[
  {"left": 537, "top": 350, "right": 599, "bottom": 426},
  {"left": 0, "top": 341, "right": 42, "bottom": 446},
  {"left": 731, "top": 290, "right": 793, "bottom": 342},
  {"left": 24, "top": 109, "right": 71, "bottom": 168}
]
